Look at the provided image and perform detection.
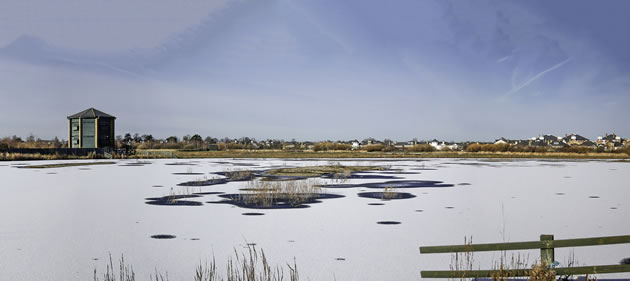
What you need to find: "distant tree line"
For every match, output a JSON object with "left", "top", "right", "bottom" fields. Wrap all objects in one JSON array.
[
  {"left": 0, "top": 135, "right": 64, "bottom": 150},
  {"left": 2, "top": 134, "right": 630, "bottom": 156}
]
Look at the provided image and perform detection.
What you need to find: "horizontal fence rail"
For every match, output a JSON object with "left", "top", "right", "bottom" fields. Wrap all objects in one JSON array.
[
  {"left": 420, "top": 235, "right": 630, "bottom": 254},
  {"left": 421, "top": 265, "right": 630, "bottom": 278},
  {"left": 420, "top": 234, "right": 630, "bottom": 278}
]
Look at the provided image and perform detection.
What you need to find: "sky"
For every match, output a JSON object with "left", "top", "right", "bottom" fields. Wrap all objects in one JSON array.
[{"left": 1, "top": 0, "right": 629, "bottom": 142}]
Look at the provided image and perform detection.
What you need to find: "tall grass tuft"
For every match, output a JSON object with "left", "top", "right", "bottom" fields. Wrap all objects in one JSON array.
[
  {"left": 381, "top": 186, "right": 401, "bottom": 199},
  {"left": 94, "top": 245, "right": 300, "bottom": 281},
  {"left": 93, "top": 254, "right": 135, "bottom": 281},
  {"left": 242, "top": 179, "right": 322, "bottom": 207}
]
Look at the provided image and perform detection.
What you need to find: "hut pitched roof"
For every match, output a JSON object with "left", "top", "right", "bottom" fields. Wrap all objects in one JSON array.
[{"left": 67, "top": 108, "right": 115, "bottom": 119}]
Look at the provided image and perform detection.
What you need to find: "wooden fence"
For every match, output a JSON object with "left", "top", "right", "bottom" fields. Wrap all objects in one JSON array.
[{"left": 420, "top": 234, "right": 630, "bottom": 278}]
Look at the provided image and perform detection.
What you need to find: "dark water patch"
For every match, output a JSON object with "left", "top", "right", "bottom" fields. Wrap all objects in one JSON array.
[
  {"left": 588, "top": 196, "right": 600, "bottom": 199},
  {"left": 536, "top": 162, "right": 567, "bottom": 168},
  {"left": 166, "top": 162, "right": 197, "bottom": 166},
  {"left": 242, "top": 212, "right": 265, "bottom": 216},
  {"left": 563, "top": 176, "right": 572, "bottom": 179},
  {"left": 358, "top": 192, "right": 416, "bottom": 200},
  {"left": 410, "top": 167, "right": 438, "bottom": 171},
  {"left": 288, "top": 240, "right": 296, "bottom": 243},
  {"left": 178, "top": 178, "right": 230, "bottom": 186},
  {"left": 145, "top": 194, "right": 203, "bottom": 206},
  {"left": 377, "top": 221, "right": 401, "bottom": 225},
  {"left": 46, "top": 172, "right": 57, "bottom": 174},
  {"left": 445, "top": 206, "right": 455, "bottom": 209},
  {"left": 458, "top": 183, "right": 471, "bottom": 186},
  {"left": 190, "top": 238, "right": 200, "bottom": 241},
  {"left": 368, "top": 203, "right": 385, "bottom": 206},
  {"left": 119, "top": 164, "right": 148, "bottom": 167},
  {"left": 321, "top": 180, "right": 454, "bottom": 189},
  {"left": 233, "top": 163, "right": 259, "bottom": 167},
  {"left": 444, "top": 162, "right": 500, "bottom": 168},
  {"left": 151, "top": 234, "right": 176, "bottom": 239},
  {"left": 555, "top": 192, "right": 565, "bottom": 195},
  {"left": 359, "top": 170, "right": 420, "bottom": 175},
  {"left": 172, "top": 172, "right": 205, "bottom": 175},
  {"left": 193, "top": 192, "right": 224, "bottom": 195},
  {"left": 209, "top": 193, "right": 345, "bottom": 209},
  {"left": 335, "top": 258, "right": 346, "bottom": 261},
  {"left": 152, "top": 185, "right": 164, "bottom": 188},
  {"left": 321, "top": 173, "right": 401, "bottom": 180},
  {"left": 621, "top": 257, "right": 630, "bottom": 265},
  {"left": 78, "top": 168, "right": 91, "bottom": 170},
  {"left": 610, "top": 207, "right": 618, "bottom": 210},
  {"left": 415, "top": 209, "right": 424, "bottom": 212}
]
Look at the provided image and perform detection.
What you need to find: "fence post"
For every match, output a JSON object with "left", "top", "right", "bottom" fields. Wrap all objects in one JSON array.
[{"left": 540, "top": 234, "right": 555, "bottom": 266}]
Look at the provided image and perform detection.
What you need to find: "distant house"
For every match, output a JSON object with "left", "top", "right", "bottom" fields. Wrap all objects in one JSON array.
[
  {"left": 581, "top": 140, "right": 597, "bottom": 148},
  {"left": 549, "top": 140, "right": 568, "bottom": 148},
  {"left": 429, "top": 139, "right": 458, "bottom": 150},
  {"left": 528, "top": 139, "right": 547, "bottom": 147},
  {"left": 394, "top": 141, "right": 414, "bottom": 149},
  {"left": 429, "top": 139, "right": 440, "bottom": 149},
  {"left": 350, "top": 140, "right": 360, "bottom": 150},
  {"left": 597, "top": 133, "right": 623, "bottom": 145},
  {"left": 542, "top": 134, "right": 561, "bottom": 145},
  {"left": 494, "top": 137, "right": 508, "bottom": 145},
  {"left": 562, "top": 134, "right": 589, "bottom": 146},
  {"left": 67, "top": 107, "right": 116, "bottom": 148}
]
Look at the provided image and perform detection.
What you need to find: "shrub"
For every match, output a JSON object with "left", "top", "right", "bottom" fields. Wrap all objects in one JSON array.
[
  {"left": 227, "top": 143, "right": 245, "bottom": 150},
  {"left": 562, "top": 146, "right": 594, "bottom": 154},
  {"left": 534, "top": 146, "right": 548, "bottom": 153},
  {"left": 466, "top": 143, "right": 481, "bottom": 152},
  {"left": 313, "top": 142, "right": 351, "bottom": 152},
  {"left": 408, "top": 144, "right": 435, "bottom": 152},
  {"left": 365, "top": 144, "right": 384, "bottom": 152}
]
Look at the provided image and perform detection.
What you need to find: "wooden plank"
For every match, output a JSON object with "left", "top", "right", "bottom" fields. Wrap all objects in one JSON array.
[
  {"left": 552, "top": 235, "right": 630, "bottom": 248},
  {"left": 421, "top": 269, "right": 531, "bottom": 278},
  {"left": 555, "top": 264, "right": 630, "bottom": 275},
  {"left": 421, "top": 264, "right": 630, "bottom": 278},
  {"left": 420, "top": 235, "right": 630, "bottom": 254},
  {"left": 420, "top": 240, "right": 544, "bottom": 253}
]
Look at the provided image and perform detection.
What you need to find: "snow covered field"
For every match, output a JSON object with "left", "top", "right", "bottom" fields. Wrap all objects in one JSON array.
[{"left": 0, "top": 158, "right": 628, "bottom": 281}]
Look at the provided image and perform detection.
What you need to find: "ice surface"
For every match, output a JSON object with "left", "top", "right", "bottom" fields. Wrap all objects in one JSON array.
[{"left": 0, "top": 158, "right": 629, "bottom": 281}]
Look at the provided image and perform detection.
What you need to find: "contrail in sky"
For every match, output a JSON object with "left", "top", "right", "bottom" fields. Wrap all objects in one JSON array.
[{"left": 502, "top": 57, "right": 572, "bottom": 99}]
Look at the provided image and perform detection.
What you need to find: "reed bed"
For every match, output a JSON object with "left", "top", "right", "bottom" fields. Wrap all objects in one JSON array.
[
  {"left": 93, "top": 246, "right": 299, "bottom": 281},
  {"left": 241, "top": 179, "right": 323, "bottom": 207}
]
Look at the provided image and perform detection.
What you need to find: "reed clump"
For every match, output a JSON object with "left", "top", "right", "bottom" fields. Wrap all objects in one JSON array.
[
  {"left": 242, "top": 179, "right": 322, "bottom": 207},
  {"left": 381, "top": 186, "right": 401, "bottom": 199}
]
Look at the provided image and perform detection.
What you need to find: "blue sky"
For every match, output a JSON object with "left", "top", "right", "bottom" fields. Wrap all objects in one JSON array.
[{"left": 1, "top": 0, "right": 628, "bottom": 141}]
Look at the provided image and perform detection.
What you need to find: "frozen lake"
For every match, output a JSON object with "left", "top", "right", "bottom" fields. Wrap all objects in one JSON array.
[{"left": 0, "top": 158, "right": 629, "bottom": 281}]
